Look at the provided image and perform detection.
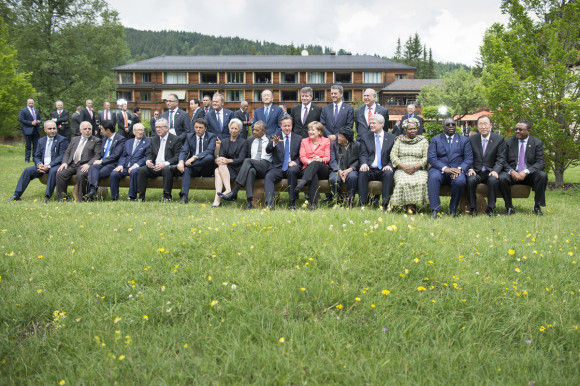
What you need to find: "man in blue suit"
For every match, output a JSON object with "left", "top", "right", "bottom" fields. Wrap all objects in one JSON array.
[
  {"left": 109, "top": 123, "right": 150, "bottom": 201},
  {"left": 252, "top": 89, "right": 283, "bottom": 138},
  {"left": 427, "top": 118, "right": 474, "bottom": 218},
  {"left": 9, "top": 121, "right": 68, "bottom": 203},
  {"left": 355, "top": 89, "right": 389, "bottom": 140},
  {"left": 176, "top": 118, "right": 217, "bottom": 204},
  {"left": 83, "top": 121, "right": 127, "bottom": 200},
  {"left": 205, "top": 93, "right": 233, "bottom": 139},
  {"left": 320, "top": 85, "right": 355, "bottom": 142},
  {"left": 19, "top": 98, "right": 42, "bottom": 163}
]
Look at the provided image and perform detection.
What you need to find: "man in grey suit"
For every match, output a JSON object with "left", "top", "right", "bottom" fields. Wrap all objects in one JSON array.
[
  {"left": 355, "top": 88, "right": 389, "bottom": 140},
  {"left": 98, "top": 101, "right": 117, "bottom": 128},
  {"left": 161, "top": 93, "right": 192, "bottom": 142},
  {"left": 320, "top": 84, "right": 355, "bottom": 142},
  {"left": 233, "top": 101, "right": 252, "bottom": 139},
  {"left": 291, "top": 87, "right": 322, "bottom": 138}
]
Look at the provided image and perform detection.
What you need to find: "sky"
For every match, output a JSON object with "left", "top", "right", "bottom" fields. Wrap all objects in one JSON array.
[{"left": 107, "top": 0, "right": 510, "bottom": 66}]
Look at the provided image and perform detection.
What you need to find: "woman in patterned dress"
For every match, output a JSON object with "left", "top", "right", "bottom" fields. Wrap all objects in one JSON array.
[{"left": 390, "top": 118, "right": 429, "bottom": 214}]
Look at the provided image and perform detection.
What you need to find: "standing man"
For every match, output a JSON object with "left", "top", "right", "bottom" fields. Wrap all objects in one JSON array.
[
  {"left": 400, "top": 104, "right": 424, "bottom": 134},
  {"left": 116, "top": 102, "right": 135, "bottom": 139},
  {"left": 80, "top": 99, "right": 98, "bottom": 136},
  {"left": 499, "top": 121, "right": 547, "bottom": 216},
  {"left": 190, "top": 98, "right": 205, "bottom": 123},
  {"left": 320, "top": 85, "right": 355, "bottom": 142},
  {"left": 98, "top": 101, "right": 117, "bottom": 128},
  {"left": 161, "top": 93, "right": 192, "bottom": 142},
  {"left": 205, "top": 93, "right": 233, "bottom": 139},
  {"left": 150, "top": 110, "right": 160, "bottom": 137},
  {"left": 51, "top": 100, "right": 71, "bottom": 140},
  {"left": 234, "top": 100, "right": 252, "bottom": 139},
  {"left": 466, "top": 116, "right": 505, "bottom": 216},
  {"left": 427, "top": 118, "right": 473, "bottom": 218},
  {"left": 109, "top": 123, "right": 150, "bottom": 201},
  {"left": 202, "top": 95, "right": 212, "bottom": 114},
  {"left": 358, "top": 114, "right": 396, "bottom": 210},
  {"left": 264, "top": 115, "right": 302, "bottom": 210},
  {"left": 56, "top": 121, "right": 102, "bottom": 201},
  {"left": 290, "top": 87, "right": 322, "bottom": 138},
  {"left": 71, "top": 106, "right": 82, "bottom": 136},
  {"left": 355, "top": 89, "right": 389, "bottom": 140},
  {"left": 252, "top": 89, "right": 283, "bottom": 137},
  {"left": 19, "top": 98, "right": 42, "bottom": 163},
  {"left": 9, "top": 121, "right": 68, "bottom": 203}
]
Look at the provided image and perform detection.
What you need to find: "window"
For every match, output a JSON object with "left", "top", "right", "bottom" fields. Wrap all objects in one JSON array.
[
  {"left": 254, "top": 90, "right": 262, "bottom": 102},
  {"left": 364, "top": 72, "right": 382, "bottom": 83},
  {"left": 281, "top": 91, "right": 298, "bottom": 101},
  {"left": 383, "top": 95, "right": 417, "bottom": 106},
  {"left": 200, "top": 91, "right": 216, "bottom": 100},
  {"left": 334, "top": 72, "right": 352, "bottom": 83},
  {"left": 342, "top": 90, "right": 352, "bottom": 102},
  {"left": 227, "top": 90, "right": 242, "bottom": 102},
  {"left": 281, "top": 72, "right": 298, "bottom": 84},
  {"left": 200, "top": 72, "right": 218, "bottom": 84},
  {"left": 227, "top": 72, "right": 244, "bottom": 84},
  {"left": 254, "top": 72, "right": 272, "bottom": 83},
  {"left": 141, "top": 73, "right": 152, "bottom": 83},
  {"left": 140, "top": 91, "right": 151, "bottom": 102},
  {"left": 118, "top": 73, "right": 134, "bottom": 84},
  {"left": 164, "top": 72, "right": 187, "bottom": 84},
  {"left": 140, "top": 108, "right": 151, "bottom": 123},
  {"left": 395, "top": 74, "right": 408, "bottom": 80},
  {"left": 307, "top": 72, "right": 325, "bottom": 84},
  {"left": 313, "top": 90, "right": 325, "bottom": 102},
  {"left": 116, "top": 91, "right": 132, "bottom": 101}
]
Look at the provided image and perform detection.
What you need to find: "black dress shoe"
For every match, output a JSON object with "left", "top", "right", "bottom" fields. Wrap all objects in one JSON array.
[
  {"left": 179, "top": 196, "right": 188, "bottom": 204},
  {"left": 129, "top": 197, "right": 137, "bottom": 202},
  {"left": 469, "top": 209, "right": 477, "bottom": 217},
  {"left": 432, "top": 210, "right": 439, "bottom": 219},
  {"left": 8, "top": 195, "right": 21, "bottom": 202},
  {"left": 245, "top": 201, "right": 253, "bottom": 210},
  {"left": 161, "top": 196, "right": 172, "bottom": 203},
  {"left": 533, "top": 207, "right": 543, "bottom": 216},
  {"left": 505, "top": 207, "right": 515, "bottom": 216},
  {"left": 220, "top": 192, "right": 237, "bottom": 201},
  {"left": 83, "top": 189, "right": 97, "bottom": 201},
  {"left": 42, "top": 196, "right": 50, "bottom": 204},
  {"left": 485, "top": 207, "right": 494, "bottom": 216},
  {"left": 288, "top": 202, "right": 296, "bottom": 210}
]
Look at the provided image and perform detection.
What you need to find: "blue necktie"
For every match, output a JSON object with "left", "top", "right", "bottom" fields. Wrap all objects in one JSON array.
[
  {"left": 282, "top": 135, "right": 289, "bottom": 171},
  {"left": 376, "top": 134, "right": 382, "bottom": 169},
  {"left": 448, "top": 135, "right": 453, "bottom": 152},
  {"left": 264, "top": 107, "right": 269, "bottom": 122},
  {"left": 334, "top": 104, "right": 339, "bottom": 123},
  {"left": 103, "top": 138, "right": 111, "bottom": 160},
  {"left": 217, "top": 111, "right": 222, "bottom": 132}
]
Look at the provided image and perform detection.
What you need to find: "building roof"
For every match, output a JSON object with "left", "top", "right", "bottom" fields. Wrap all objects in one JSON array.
[
  {"left": 382, "top": 79, "right": 443, "bottom": 92},
  {"left": 113, "top": 55, "right": 416, "bottom": 72}
]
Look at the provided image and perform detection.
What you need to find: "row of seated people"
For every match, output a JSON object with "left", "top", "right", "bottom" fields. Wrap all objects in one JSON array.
[{"left": 9, "top": 114, "right": 547, "bottom": 216}]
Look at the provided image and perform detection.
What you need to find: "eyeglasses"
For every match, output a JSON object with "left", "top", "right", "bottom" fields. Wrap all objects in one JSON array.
[{"left": 445, "top": 123, "right": 456, "bottom": 127}]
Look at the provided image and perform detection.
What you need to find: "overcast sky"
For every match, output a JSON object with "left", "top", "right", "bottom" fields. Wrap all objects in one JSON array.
[{"left": 107, "top": 0, "right": 509, "bottom": 66}]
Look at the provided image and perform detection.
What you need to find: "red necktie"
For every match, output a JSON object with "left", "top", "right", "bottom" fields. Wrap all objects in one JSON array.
[{"left": 368, "top": 107, "right": 372, "bottom": 123}]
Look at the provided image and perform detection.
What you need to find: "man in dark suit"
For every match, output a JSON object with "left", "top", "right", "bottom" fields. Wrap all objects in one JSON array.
[
  {"left": 71, "top": 106, "right": 82, "bottom": 136},
  {"left": 9, "top": 121, "right": 68, "bottom": 203},
  {"left": 355, "top": 88, "right": 389, "bottom": 140},
  {"left": 291, "top": 87, "right": 322, "bottom": 138},
  {"left": 98, "top": 102, "right": 116, "bottom": 129},
  {"left": 149, "top": 110, "right": 160, "bottom": 137},
  {"left": 83, "top": 121, "right": 126, "bottom": 200},
  {"left": 109, "top": 124, "right": 151, "bottom": 201},
  {"left": 466, "top": 116, "right": 506, "bottom": 216},
  {"left": 190, "top": 98, "right": 205, "bottom": 123},
  {"left": 137, "top": 117, "right": 182, "bottom": 202},
  {"left": 264, "top": 115, "right": 302, "bottom": 210},
  {"left": 427, "top": 118, "right": 474, "bottom": 217},
  {"left": 161, "top": 93, "right": 192, "bottom": 142},
  {"left": 329, "top": 126, "right": 359, "bottom": 206},
  {"left": 51, "top": 100, "right": 71, "bottom": 140},
  {"left": 205, "top": 93, "right": 233, "bottom": 139},
  {"left": 202, "top": 95, "right": 212, "bottom": 115},
  {"left": 233, "top": 101, "right": 252, "bottom": 139},
  {"left": 400, "top": 104, "right": 424, "bottom": 135},
  {"left": 56, "top": 121, "right": 102, "bottom": 201},
  {"left": 116, "top": 102, "right": 136, "bottom": 139},
  {"left": 358, "top": 114, "right": 396, "bottom": 209},
  {"left": 176, "top": 118, "right": 217, "bottom": 204},
  {"left": 19, "top": 98, "right": 42, "bottom": 163},
  {"left": 320, "top": 85, "right": 355, "bottom": 142},
  {"left": 221, "top": 121, "right": 272, "bottom": 209},
  {"left": 79, "top": 99, "right": 98, "bottom": 136},
  {"left": 498, "top": 121, "right": 547, "bottom": 216},
  {"left": 252, "top": 89, "right": 283, "bottom": 137}
]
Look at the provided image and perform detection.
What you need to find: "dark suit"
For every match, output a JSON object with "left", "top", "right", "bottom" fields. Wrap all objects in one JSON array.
[
  {"left": 56, "top": 135, "right": 102, "bottom": 199},
  {"left": 358, "top": 131, "right": 396, "bottom": 206},
  {"left": 71, "top": 112, "right": 81, "bottom": 136},
  {"left": 87, "top": 133, "right": 126, "bottom": 190},
  {"left": 137, "top": 133, "right": 182, "bottom": 199},
  {"left": 191, "top": 108, "right": 206, "bottom": 122},
  {"left": 253, "top": 105, "right": 284, "bottom": 137},
  {"left": 149, "top": 117, "right": 158, "bottom": 135},
  {"left": 13, "top": 134, "right": 68, "bottom": 199},
  {"left": 291, "top": 103, "right": 322, "bottom": 138},
  {"left": 320, "top": 102, "right": 355, "bottom": 138},
  {"left": 427, "top": 133, "right": 473, "bottom": 213},
  {"left": 98, "top": 110, "right": 117, "bottom": 128},
  {"left": 235, "top": 136, "right": 271, "bottom": 200},
  {"left": 329, "top": 141, "right": 360, "bottom": 198},
  {"left": 178, "top": 132, "right": 217, "bottom": 198},
  {"left": 80, "top": 108, "right": 98, "bottom": 136},
  {"left": 466, "top": 133, "right": 506, "bottom": 209},
  {"left": 51, "top": 110, "right": 71, "bottom": 139},
  {"left": 355, "top": 104, "right": 389, "bottom": 140},
  {"left": 116, "top": 111, "right": 136, "bottom": 139},
  {"left": 161, "top": 108, "right": 192, "bottom": 141},
  {"left": 205, "top": 108, "right": 233, "bottom": 139},
  {"left": 109, "top": 137, "right": 151, "bottom": 200},
  {"left": 400, "top": 114, "right": 424, "bottom": 134},
  {"left": 233, "top": 109, "right": 251, "bottom": 139},
  {"left": 19, "top": 106, "right": 42, "bottom": 162},
  {"left": 499, "top": 135, "right": 547, "bottom": 209},
  {"left": 264, "top": 133, "right": 302, "bottom": 206}
]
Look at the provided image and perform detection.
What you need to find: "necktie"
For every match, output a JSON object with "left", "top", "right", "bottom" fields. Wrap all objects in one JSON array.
[
  {"left": 282, "top": 135, "right": 289, "bottom": 171},
  {"left": 74, "top": 138, "right": 87, "bottom": 163},
  {"left": 264, "top": 107, "right": 269, "bottom": 122},
  {"left": 156, "top": 138, "right": 166, "bottom": 164},
  {"left": 302, "top": 106, "right": 308, "bottom": 125},
  {"left": 44, "top": 138, "right": 53, "bottom": 165},
  {"left": 89, "top": 109, "right": 93, "bottom": 119},
  {"left": 169, "top": 110, "right": 174, "bottom": 128},
  {"left": 123, "top": 112, "right": 128, "bottom": 128},
  {"left": 103, "top": 138, "right": 112, "bottom": 159},
  {"left": 367, "top": 106, "right": 372, "bottom": 124},
  {"left": 106, "top": 110, "right": 109, "bottom": 120},
  {"left": 334, "top": 104, "right": 339, "bottom": 123},
  {"left": 482, "top": 138, "right": 488, "bottom": 171},
  {"left": 376, "top": 134, "right": 382, "bottom": 169},
  {"left": 132, "top": 139, "right": 139, "bottom": 155},
  {"left": 216, "top": 111, "right": 222, "bottom": 132},
  {"left": 58, "top": 110, "right": 62, "bottom": 117},
  {"left": 517, "top": 140, "right": 526, "bottom": 172},
  {"left": 448, "top": 136, "right": 453, "bottom": 152},
  {"left": 205, "top": 107, "right": 208, "bottom": 113},
  {"left": 255, "top": 138, "right": 263, "bottom": 160},
  {"left": 30, "top": 108, "right": 36, "bottom": 121},
  {"left": 197, "top": 136, "right": 202, "bottom": 155}
]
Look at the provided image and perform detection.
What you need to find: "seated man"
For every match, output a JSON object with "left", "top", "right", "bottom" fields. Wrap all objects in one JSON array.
[
  {"left": 137, "top": 118, "right": 182, "bottom": 202},
  {"left": 264, "top": 115, "right": 302, "bottom": 210},
  {"left": 499, "top": 120, "right": 547, "bottom": 216},
  {"left": 84, "top": 121, "right": 126, "bottom": 200},
  {"left": 221, "top": 121, "right": 272, "bottom": 209},
  {"left": 177, "top": 118, "right": 217, "bottom": 204},
  {"left": 427, "top": 118, "right": 473, "bottom": 217},
  {"left": 358, "top": 114, "right": 396, "bottom": 210},
  {"left": 109, "top": 123, "right": 151, "bottom": 201},
  {"left": 56, "top": 121, "right": 102, "bottom": 201},
  {"left": 330, "top": 126, "right": 359, "bottom": 206},
  {"left": 9, "top": 121, "right": 68, "bottom": 203}
]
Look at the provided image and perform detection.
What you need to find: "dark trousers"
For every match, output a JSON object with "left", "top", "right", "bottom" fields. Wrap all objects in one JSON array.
[
  {"left": 24, "top": 132, "right": 39, "bottom": 162},
  {"left": 56, "top": 163, "right": 89, "bottom": 199},
  {"left": 428, "top": 169, "right": 466, "bottom": 212},
  {"left": 110, "top": 167, "right": 140, "bottom": 200},
  {"left": 88, "top": 163, "right": 116, "bottom": 188},
  {"left": 358, "top": 168, "right": 394, "bottom": 205},
  {"left": 299, "top": 162, "right": 330, "bottom": 204},
  {"left": 330, "top": 171, "right": 358, "bottom": 198},
  {"left": 14, "top": 165, "right": 58, "bottom": 198},
  {"left": 137, "top": 165, "right": 175, "bottom": 198},
  {"left": 498, "top": 171, "right": 547, "bottom": 208},
  {"left": 235, "top": 159, "right": 270, "bottom": 199},
  {"left": 467, "top": 171, "right": 499, "bottom": 209},
  {"left": 264, "top": 166, "right": 301, "bottom": 206},
  {"left": 180, "top": 156, "right": 215, "bottom": 197}
]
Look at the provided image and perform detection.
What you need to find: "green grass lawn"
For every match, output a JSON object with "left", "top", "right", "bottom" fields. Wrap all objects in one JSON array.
[{"left": 0, "top": 143, "right": 579, "bottom": 384}]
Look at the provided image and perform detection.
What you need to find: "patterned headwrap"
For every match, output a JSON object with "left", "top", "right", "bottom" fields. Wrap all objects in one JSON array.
[{"left": 402, "top": 117, "right": 421, "bottom": 129}]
